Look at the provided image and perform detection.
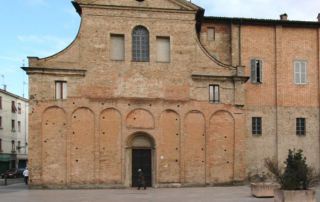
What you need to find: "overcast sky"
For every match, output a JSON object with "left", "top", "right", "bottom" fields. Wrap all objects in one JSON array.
[{"left": 0, "top": 0, "right": 319, "bottom": 97}]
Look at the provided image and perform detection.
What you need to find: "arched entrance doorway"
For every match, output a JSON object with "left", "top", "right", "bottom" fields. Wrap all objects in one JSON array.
[{"left": 127, "top": 132, "right": 155, "bottom": 187}]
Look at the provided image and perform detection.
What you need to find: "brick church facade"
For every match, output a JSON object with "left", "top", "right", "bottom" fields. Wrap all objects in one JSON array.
[{"left": 23, "top": 0, "right": 320, "bottom": 188}]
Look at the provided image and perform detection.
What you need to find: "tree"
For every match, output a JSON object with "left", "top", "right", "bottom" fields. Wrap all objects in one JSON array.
[{"left": 265, "top": 149, "right": 318, "bottom": 190}]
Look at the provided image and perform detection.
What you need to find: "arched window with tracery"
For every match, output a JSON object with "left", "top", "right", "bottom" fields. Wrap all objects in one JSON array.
[{"left": 132, "top": 26, "right": 149, "bottom": 62}]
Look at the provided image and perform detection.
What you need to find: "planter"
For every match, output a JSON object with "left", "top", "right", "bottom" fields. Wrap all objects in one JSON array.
[
  {"left": 251, "top": 183, "right": 280, "bottom": 198},
  {"left": 274, "top": 189, "right": 316, "bottom": 202}
]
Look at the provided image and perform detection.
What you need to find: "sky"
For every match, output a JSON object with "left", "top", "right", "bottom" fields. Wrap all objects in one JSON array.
[{"left": 0, "top": 0, "right": 319, "bottom": 97}]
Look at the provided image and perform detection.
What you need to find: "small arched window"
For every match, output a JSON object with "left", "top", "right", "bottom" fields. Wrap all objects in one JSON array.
[{"left": 132, "top": 26, "right": 149, "bottom": 62}]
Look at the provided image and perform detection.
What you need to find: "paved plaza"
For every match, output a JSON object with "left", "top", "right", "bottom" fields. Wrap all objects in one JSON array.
[{"left": 1, "top": 181, "right": 320, "bottom": 202}]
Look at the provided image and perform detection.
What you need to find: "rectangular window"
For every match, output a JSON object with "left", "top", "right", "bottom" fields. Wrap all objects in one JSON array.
[
  {"left": 157, "top": 37, "right": 170, "bottom": 62},
  {"left": 11, "top": 120, "right": 15, "bottom": 131},
  {"left": 209, "top": 85, "right": 220, "bottom": 103},
  {"left": 110, "top": 34, "right": 125, "bottom": 61},
  {"left": 11, "top": 141, "right": 15, "bottom": 152},
  {"left": 0, "top": 96, "right": 2, "bottom": 109},
  {"left": 251, "top": 59, "right": 263, "bottom": 83},
  {"left": 296, "top": 118, "right": 306, "bottom": 136},
  {"left": 0, "top": 139, "right": 2, "bottom": 152},
  {"left": 208, "top": 27, "right": 215, "bottom": 41},
  {"left": 0, "top": 116, "right": 2, "bottom": 128},
  {"left": 55, "top": 81, "right": 67, "bottom": 100},
  {"left": 18, "top": 121, "right": 21, "bottom": 132},
  {"left": 11, "top": 101, "right": 17, "bottom": 113},
  {"left": 252, "top": 117, "right": 262, "bottom": 135},
  {"left": 18, "top": 103, "right": 21, "bottom": 114},
  {"left": 294, "top": 61, "right": 307, "bottom": 84},
  {"left": 18, "top": 141, "right": 21, "bottom": 152}
]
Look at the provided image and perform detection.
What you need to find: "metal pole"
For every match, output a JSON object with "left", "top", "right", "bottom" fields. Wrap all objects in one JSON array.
[
  {"left": 24, "top": 102, "right": 27, "bottom": 156},
  {"left": 22, "top": 81, "right": 27, "bottom": 98},
  {"left": 4, "top": 175, "right": 7, "bottom": 186},
  {"left": 0, "top": 74, "right": 4, "bottom": 89}
]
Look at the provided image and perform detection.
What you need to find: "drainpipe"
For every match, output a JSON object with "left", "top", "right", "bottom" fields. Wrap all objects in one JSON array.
[
  {"left": 317, "top": 28, "right": 320, "bottom": 171},
  {"left": 24, "top": 102, "right": 27, "bottom": 158},
  {"left": 275, "top": 25, "right": 281, "bottom": 168},
  {"left": 239, "top": 19, "right": 242, "bottom": 66}
]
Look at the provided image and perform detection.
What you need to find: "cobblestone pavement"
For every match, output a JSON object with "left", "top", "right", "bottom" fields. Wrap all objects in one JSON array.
[{"left": 0, "top": 183, "right": 320, "bottom": 202}]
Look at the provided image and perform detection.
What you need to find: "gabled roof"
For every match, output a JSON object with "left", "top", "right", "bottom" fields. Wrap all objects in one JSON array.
[
  {"left": 168, "top": 0, "right": 203, "bottom": 11},
  {"left": 0, "top": 88, "right": 28, "bottom": 102},
  {"left": 73, "top": 0, "right": 203, "bottom": 13}
]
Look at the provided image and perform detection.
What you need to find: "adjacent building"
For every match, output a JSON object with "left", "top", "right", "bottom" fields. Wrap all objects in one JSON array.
[
  {"left": 0, "top": 88, "right": 28, "bottom": 173},
  {"left": 22, "top": 0, "right": 320, "bottom": 188}
]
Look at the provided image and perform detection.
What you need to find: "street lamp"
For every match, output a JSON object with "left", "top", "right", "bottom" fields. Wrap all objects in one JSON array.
[
  {"left": 23, "top": 81, "right": 27, "bottom": 98},
  {"left": 1, "top": 74, "right": 4, "bottom": 90}
]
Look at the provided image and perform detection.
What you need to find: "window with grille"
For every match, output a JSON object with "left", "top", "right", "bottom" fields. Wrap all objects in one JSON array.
[
  {"left": 294, "top": 60, "right": 307, "bottom": 84},
  {"left": 209, "top": 85, "right": 220, "bottom": 103},
  {"left": 296, "top": 118, "right": 306, "bottom": 136},
  {"left": 55, "top": 81, "right": 67, "bottom": 100},
  {"left": 132, "top": 26, "right": 149, "bottom": 62},
  {"left": 251, "top": 59, "right": 263, "bottom": 83},
  {"left": 252, "top": 117, "right": 262, "bottom": 135}
]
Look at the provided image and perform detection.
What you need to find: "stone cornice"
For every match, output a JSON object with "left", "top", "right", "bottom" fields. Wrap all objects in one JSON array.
[
  {"left": 191, "top": 72, "right": 249, "bottom": 83},
  {"left": 21, "top": 67, "right": 86, "bottom": 77},
  {"left": 81, "top": 4, "right": 197, "bottom": 14}
]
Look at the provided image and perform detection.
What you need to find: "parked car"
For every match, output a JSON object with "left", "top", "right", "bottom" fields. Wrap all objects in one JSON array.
[{"left": 0, "top": 168, "right": 23, "bottom": 179}]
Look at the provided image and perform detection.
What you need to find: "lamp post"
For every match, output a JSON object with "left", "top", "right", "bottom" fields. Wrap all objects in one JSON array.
[
  {"left": 1, "top": 74, "right": 4, "bottom": 90},
  {"left": 23, "top": 81, "right": 27, "bottom": 98}
]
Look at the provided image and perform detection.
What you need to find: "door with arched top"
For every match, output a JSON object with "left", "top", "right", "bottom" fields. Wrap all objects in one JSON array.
[{"left": 130, "top": 134, "right": 154, "bottom": 187}]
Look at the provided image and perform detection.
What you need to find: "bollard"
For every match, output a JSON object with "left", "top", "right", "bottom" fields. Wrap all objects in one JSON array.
[{"left": 4, "top": 175, "right": 7, "bottom": 186}]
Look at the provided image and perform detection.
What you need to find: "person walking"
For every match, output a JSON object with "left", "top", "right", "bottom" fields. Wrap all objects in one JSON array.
[
  {"left": 23, "top": 167, "right": 29, "bottom": 185},
  {"left": 137, "top": 169, "right": 146, "bottom": 190}
]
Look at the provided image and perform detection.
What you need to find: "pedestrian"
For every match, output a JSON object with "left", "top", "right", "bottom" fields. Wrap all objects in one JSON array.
[
  {"left": 23, "top": 167, "right": 29, "bottom": 185},
  {"left": 137, "top": 169, "right": 146, "bottom": 190}
]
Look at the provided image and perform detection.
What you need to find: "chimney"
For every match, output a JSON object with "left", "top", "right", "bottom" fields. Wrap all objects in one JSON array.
[
  {"left": 318, "top": 13, "right": 320, "bottom": 22},
  {"left": 280, "top": 13, "right": 288, "bottom": 21},
  {"left": 3, "top": 85, "right": 6, "bottom": 91}
]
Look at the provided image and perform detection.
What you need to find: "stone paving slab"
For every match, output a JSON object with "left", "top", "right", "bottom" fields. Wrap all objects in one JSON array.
[{"left": 0, "top": 184, "right": 319, "bottom": 202}]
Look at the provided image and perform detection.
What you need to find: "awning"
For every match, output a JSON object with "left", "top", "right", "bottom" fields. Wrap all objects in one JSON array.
[{"left": 0, "top": 154, "right": 16, "bottom": 162}]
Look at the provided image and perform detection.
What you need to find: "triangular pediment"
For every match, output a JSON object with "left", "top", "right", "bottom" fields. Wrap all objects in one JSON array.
[{"left": 75, "top": 0, "right": 200, "bottom": 11}]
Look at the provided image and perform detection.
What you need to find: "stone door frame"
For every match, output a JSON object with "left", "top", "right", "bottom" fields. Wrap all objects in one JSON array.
[{"left": 124, "top": 132, "right": 156, "bottom": 187}]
